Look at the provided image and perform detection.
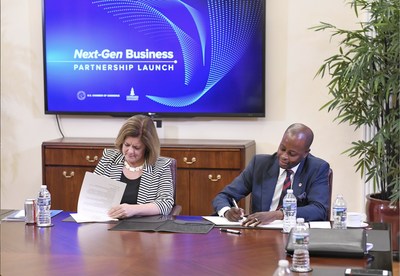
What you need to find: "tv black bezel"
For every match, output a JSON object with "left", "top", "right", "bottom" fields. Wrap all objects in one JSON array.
[{"left": 41, "top": 0, "right": 266, "bottom": 119}]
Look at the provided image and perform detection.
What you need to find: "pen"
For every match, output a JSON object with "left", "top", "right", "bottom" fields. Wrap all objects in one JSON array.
[
  {"left": 232, "top": 198, "right": 239, "bottom": 208},
  {"left": 232, "top": 198, "right": 244, "bottom": 220},
  {"left": 220, "top": 228, "right": 241, "bottom": 235}
]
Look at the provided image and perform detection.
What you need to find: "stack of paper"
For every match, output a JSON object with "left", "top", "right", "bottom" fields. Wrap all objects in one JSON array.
[
  {"left": 70, "top": 172, "right": 126, "bottom": 223},
  {"left": 202, "top": 216, "right": 284, "bottom": 229},
  {"left": 1, "top": 210, "right": 62, "bottom": 222}
]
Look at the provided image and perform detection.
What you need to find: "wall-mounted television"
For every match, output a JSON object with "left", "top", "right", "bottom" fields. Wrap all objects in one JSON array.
[{"left": 42, "top": 0, "right": 265, "bottom": 118}]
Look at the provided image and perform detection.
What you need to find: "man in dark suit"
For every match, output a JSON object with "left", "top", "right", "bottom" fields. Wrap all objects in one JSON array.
[{"left": 212, "top": 123, "right": 330, "bottom": 226}]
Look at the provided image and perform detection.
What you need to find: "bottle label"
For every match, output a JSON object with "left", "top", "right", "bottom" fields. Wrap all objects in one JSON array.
[
  {"left": 283, "top": 202, "right": 297, "bottom": 211},
  {"left": 333, "top": 207, "right": 347, "bottom": 221},
  {"left": 293, "top": 233, "right": 309, "bottom": 245}
]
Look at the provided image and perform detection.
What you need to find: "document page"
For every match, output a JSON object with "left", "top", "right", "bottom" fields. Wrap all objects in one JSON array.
[
  {"left": 202, "top": 216, "right": 283, "bottom": 229},
  {"left": 309, "top": 221, "right": 332, "bottom": 229},
  {"left": 70, "top": 172, "right": 126, "bottom": 223}
]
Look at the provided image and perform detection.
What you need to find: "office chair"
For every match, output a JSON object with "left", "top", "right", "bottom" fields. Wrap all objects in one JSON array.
[
  {"left": 168, "top": 158, "right": 182, "bottom": 216},
  {"left": 327, "top": 168, "right": 333, "bottom": 221}
]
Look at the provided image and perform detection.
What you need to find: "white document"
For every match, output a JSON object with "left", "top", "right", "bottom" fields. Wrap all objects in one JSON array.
[
  {"left": 202, "top": 216, "right": 283, "bottom": 229},
  {"left": 1, "top": 210, "right": 25, "bottom": 221},
  {"left": 202, "top": 216, "right": 243, "bottom": 226},
  {"left": 309, "top": 221, "right": 332, "bottom": 229},
  {"left": 70, "top": 172, "right": 126, "bottom": 223},
  {"left": 1, "top": 210, "right": 63, "bottom": 222}
]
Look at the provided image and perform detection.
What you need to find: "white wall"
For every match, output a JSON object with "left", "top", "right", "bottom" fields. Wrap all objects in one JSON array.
[{"left": 1, "top": 0, "right": 364, "bottom": 213}]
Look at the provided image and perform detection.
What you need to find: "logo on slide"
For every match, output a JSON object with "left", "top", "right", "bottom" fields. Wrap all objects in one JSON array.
[
  {"left": 126, "top": 87, "right": 139, "bottom": 101},
  {"left": 77, "top": 91, "right": 86, "bottom": 100}
]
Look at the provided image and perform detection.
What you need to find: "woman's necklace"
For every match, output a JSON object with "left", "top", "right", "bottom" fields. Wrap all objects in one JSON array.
[{"left": 124, "top": 161, "right": 144, "bottom": 172}]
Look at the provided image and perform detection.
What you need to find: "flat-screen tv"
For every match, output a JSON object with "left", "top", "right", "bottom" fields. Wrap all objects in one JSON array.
[{"left": 42, "top": 0, "right": 265, "bottom": 118}]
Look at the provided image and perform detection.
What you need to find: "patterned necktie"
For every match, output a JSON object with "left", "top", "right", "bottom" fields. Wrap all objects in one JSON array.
[{"left": 277, "top": 169, "right": 293, "bottom": 210}]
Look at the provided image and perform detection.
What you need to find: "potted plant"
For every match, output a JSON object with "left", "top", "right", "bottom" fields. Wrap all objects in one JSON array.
[{"left": 312, "top": 0, "right": 399, "bottom": 255}]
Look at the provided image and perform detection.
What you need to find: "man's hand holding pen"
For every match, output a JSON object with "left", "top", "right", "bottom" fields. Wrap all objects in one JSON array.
[
  {"left": 224, "top": 207, "right": 245, "bottom": 222},
  {"left": 224, "top": 198, "right": 245, "bottom": 222},
  {"left": 225, "top": 197, "right": 284, "bottom": 227}
]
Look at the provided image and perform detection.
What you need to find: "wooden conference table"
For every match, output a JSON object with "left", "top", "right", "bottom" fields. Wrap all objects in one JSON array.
[{"left": 0, "top": 211, "right": 394, "bottom": 276}]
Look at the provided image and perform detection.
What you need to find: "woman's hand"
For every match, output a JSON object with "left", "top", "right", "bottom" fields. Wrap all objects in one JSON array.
[{"left": 108, "top": 203, "right": 135, "bottom": 219}]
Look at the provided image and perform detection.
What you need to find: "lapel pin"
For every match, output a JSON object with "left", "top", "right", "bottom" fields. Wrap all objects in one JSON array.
[{"left": 299, "top": 183, "right": 303, "bottom": 187}]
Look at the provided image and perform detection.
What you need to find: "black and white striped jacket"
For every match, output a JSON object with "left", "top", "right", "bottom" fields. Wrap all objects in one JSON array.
[{"left": 94, "top": 148, "right": 174, "bottom": 215}]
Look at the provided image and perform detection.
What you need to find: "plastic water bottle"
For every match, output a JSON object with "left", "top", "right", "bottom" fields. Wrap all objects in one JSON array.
[
  {"left": 332, "top": 194, "right": 347, "bottom": 229},
  {"left": 36, "top": 185, "right": 52, "bottom": 227},
  {"left": 291, "top": 218, "right": 312, "bottom": 272},
  {"left": 272, "top": 259, "right": 292, "bottom": 276},
  {"left": 282, "top": 189, "right": 297, "bottom": 233}
]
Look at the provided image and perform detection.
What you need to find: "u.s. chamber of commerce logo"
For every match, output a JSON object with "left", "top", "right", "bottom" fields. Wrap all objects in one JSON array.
[
  {"left": 126, "top": 87, "right": 139, "bottom": 101},
  {"left": 77, "top": 90, "right": 86, "bottom": 100}
]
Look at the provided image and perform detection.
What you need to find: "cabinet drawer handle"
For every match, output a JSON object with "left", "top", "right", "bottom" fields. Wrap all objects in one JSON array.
[
  {"left": 183, "top": 157, "right": 196, "bottom": 165},
  {"left": 86, "top": 155, "right": 99, "bottom": 163},
  {"left": 62, "top": 171, "right": 75, "bottom": 178},
  {"left": 208, "top": 174, "right": 221, "bottom": 182}
]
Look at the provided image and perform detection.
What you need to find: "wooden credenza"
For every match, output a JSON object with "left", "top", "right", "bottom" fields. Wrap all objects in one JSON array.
[{"left": 42, "top": 138, "right": 256, "bottom": 215}]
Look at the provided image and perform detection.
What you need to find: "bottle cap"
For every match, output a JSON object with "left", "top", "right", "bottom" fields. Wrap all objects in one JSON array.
[
  {"left": 296, "top": 218, "right": 305, "bottom": 223},
  {"left": 287, "top": 189, "right": 293, "bottom": 193},
  {"left": 41, "top": 185, "right": 47, "bottom": 189},
  {"left": 278, "top": 259, "right": 289, "bottom": 267}
]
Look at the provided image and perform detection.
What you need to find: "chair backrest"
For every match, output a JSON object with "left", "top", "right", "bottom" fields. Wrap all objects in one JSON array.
[
  {"left": 168, "top": 157, "right": 181, "bottom": 215},
  {"left": 327, "top": 168, "right": 333, "bottom": 221},
  {"left": 169, "top": 158, "right": 177, "bottom": 202}
]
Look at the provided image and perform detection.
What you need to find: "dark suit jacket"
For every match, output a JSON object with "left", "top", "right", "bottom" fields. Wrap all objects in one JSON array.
[{"left": 212, "top": 153, "right": 330, "bottom": 221}]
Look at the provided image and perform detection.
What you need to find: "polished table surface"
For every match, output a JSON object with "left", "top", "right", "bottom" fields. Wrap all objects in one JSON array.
[{"left": 0, "top": 212, "right": 394, "bottom": 275}]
